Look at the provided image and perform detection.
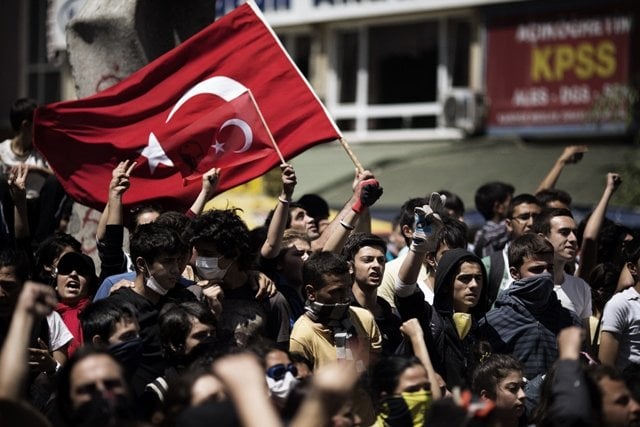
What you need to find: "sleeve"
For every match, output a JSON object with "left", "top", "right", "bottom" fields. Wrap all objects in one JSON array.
[
  {"left": 289, "top": 327, "right": 313, "bottom": 364},
  {"left": 601, "top": 295, "right": 627, "bottom": 334},
  {"left": 46, "top": 311, "right": 74, "bottom": 351},
  {"left": 581, "top": 282, "right": 593, "bottom": 320},
  {"left": 547, "top": 359, "right": 597, "bottom": 427},
  {"left": 97, "top": 224, "right": 128, "bottom": 281}
]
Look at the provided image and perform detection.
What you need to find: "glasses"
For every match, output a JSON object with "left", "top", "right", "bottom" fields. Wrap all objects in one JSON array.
[
  {"left": 57, "top": 262, "right": 93, "bottom": 277},
  {"left": 266, "top": 363, "right": 297, "bottom": 381},
  {"left": 512, "top": 212, "right": 539, "bottom": 222}
]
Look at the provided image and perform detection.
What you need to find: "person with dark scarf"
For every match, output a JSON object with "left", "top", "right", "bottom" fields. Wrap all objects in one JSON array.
[
  {"left": 478, "top": 234, "right": 580, "bottom": 380},
  {"left": 54, "top": 252, "right": 98, "bottom": 356},
  {"left": 290, "top": 251, "right": 382, "bottom": 425}
]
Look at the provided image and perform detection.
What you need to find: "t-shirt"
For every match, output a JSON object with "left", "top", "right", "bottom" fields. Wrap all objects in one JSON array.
[
  {"left": 46, "top": 311, "right": 74, "bottom": 351},
  {"left": 377, "top": 251, "right": 428, "bottom": 310},
  {"left": 0, "top": 139, "right": 49, "bottom": 199},
  {"left": 601, "top": 286, "right": 640, "bottom": 370},
  {"left": 289, "top": 306, "right": 382, "bottom": 370},
  {"left": 554, "top": 273, "right": 592, "bottom": 320}
]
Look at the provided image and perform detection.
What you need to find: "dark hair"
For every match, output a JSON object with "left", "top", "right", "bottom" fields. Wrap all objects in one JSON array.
[
  {"left": 397, "top": 197, "right": 428, "bottom": 246},
  {"left": 159, "top": 301, "right": 217, "bottom": 358},
  {"left": 531, "top": 208, "right": 574, "bottom": 237},
  {"left": 624, "top": 236, "right": 640, "bottom": 265},
  {"left": 34, "top": 233, "right": 82, "bottom": 282},
  {"left": 130, "top": 222, "right": 188, "bottom": 268},
  {"left": 297, "top": 194, "right": 330, "bottom": 221},
  {"left": 508, "top": 234, "right": 554, "bottom": 271},
  {"left": 471, "top": 354, "right": 522, "bottom": 400},
  {"left": 535, "top": 188, "right": 572, "bottom": 208},
  {"left": 80, "top": 299, "right": 138, "bottom": 344},
  {"left": 474, "top": 182, "right": 514, "bottom": 220},
  {"left": 303, "top": 252, "right": 350, "bottom": 290},
  {"left": 370, "top": 356, "right": 423, "bottom": 402},
  {"left": 188, "top": 209, "right": 253, "bottom": 271},
  {"left": 156, "top": 211, "right": 192, "bottom": 240},
  {"left": 9, "top": 98, "right": 37, "bottom": 132},
  {"left": 589, "top": 263, "right": 621, "bottom": 314},
  {"left": 127, "top": 203, "right": 163, "bottom": 231},
  {"left": 341, "top": 233, "right": 387, "bottom": 262},
  {"left": 436, "top": 216, "right": 468, "bottom": 252},
  {"left": 438, "top": 190, "right": 465, "bottom": 219},
  {"left": 506, "top": 193, "right": 541, "bottom": 219},
  {"left": 0, "top": 248, "right": 30, "bottom": 284},
  {"left": 56, "top": 346, "right": 126, "bottom": 420}
]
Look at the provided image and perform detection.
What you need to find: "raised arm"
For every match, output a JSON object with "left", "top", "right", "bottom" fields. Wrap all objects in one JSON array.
[
  {"left": 96, "top": 160, "right": 136, "bottom": 241},
  {"left": 536, "top": 145, "right": 588, "bottom": 193},
  {"left": 7, "top": 163, "right": 29, "bottom": 240},
  {"left": 577, "top": 173, "right": 622, "bottom": 280},
  {"left": 290, "top": 361, "right": 360, "bottom": 427},
  {"left": 397, "top": 193, "right": 444, "bottom": 295},
  {"left": 0, "top": 281, "right": 56, "bottom": 400},
  {"left": 322, "top": 170, "right": 382, "bottom": 254},
  {"left": 188, "top": 167, "right": 220, "bottom": 216},
  {"left": 212, "top": 353, "right": 282, "bottom": 427},
  {"left": 400, "top": 318, "right": 443, "bottom": 399},
  {"left": 261, "top": 164, "right": 296, "bottom": 259}
]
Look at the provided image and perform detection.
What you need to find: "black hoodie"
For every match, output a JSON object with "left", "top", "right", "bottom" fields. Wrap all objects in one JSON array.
[{"left": 430, "top": 248, "right": 489, "bottom": 389}]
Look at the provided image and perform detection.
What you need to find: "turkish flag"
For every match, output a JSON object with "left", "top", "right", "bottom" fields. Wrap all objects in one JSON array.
[{"left": 34, "top": 2, "right": 341, "bottom": 212}]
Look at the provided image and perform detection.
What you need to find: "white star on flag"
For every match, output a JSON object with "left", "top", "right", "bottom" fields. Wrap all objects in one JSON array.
[{"left": 140, "top": 132, "right": 175, "bottom": 174}]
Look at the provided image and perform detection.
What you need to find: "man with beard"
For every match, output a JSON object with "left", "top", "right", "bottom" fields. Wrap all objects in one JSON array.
[{"left": 56, "top": 347, "right": 136, "bottom": 427}]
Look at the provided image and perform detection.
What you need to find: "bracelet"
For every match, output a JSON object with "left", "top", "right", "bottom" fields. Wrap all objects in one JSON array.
[
  {"left": 278, "top": 196, "right": 290, "bottom": 204},
  {"left": 340, "top": 220, "right": 354, "bottom": 230}
]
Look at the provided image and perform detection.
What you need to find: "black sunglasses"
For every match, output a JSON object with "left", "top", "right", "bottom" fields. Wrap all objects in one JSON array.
[{"left": 266, "top": 363, "right": 297, "bottom": 381}]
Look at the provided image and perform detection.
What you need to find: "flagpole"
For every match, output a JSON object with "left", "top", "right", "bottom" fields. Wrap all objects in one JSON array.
[
  {"left": 247, "top": 89, "right": 287, "bottom": 165},
  {"left": 338, "top": 137, "right": 364, "bottom": 173}
]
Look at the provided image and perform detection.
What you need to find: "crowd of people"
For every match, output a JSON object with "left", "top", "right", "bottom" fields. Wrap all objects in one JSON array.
[{"left": 0, "top": 97, "right": 639, "bottom": 427}]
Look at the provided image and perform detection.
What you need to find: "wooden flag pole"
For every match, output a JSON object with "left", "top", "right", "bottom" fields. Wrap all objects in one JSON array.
[
  {"left": 338, "top": 137, "right": 364, "bottom": 173},
  {"left": 247, "top": 89, "right": 287, "bottom": 165}
]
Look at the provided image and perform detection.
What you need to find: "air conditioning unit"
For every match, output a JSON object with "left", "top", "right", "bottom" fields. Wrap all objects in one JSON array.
[{"left": 443, "top": 89, "right": 486, "bottom": 135}]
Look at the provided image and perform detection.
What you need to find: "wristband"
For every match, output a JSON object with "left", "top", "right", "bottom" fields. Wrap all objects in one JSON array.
[
  {"left": 278, "top": 197, "right": 290, "bottom": 204},
  {"left": 340, "top": 220, "right": 355, "bottom": 230}
]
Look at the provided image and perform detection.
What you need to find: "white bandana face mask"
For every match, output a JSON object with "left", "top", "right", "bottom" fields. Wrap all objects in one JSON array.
[{"left": 195, "top": 256, "right": 231, "bottom": 281}]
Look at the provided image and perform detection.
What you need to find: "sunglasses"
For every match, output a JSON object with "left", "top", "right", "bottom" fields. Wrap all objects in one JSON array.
[
  {"left": 57, "top": 261, "right": 93, "bottom": 277},
  {"left": 266, "top": 363, "right": 297, "bottom": 381}
]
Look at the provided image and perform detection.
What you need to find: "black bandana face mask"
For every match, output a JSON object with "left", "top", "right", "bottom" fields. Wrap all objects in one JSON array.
[
  {"left": 305, "top": 300, "right": 350, "bottom": 324},
  {"left": 70, "top": 392, "right": 134, "bottom": 427}
]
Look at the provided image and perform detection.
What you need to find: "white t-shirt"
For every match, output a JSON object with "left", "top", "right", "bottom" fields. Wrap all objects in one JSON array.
[
  {"left": 46, "top": 311, "right": 74, "bottom": 351},
  {"left": 554, "top": 272, "right": 592, "bottom": 320},
  {"left": 0, "top": 138, "right": 49, "bottom": 199},
  {"left": 601, "top": 286, "right": 640, "bottom": 370}
]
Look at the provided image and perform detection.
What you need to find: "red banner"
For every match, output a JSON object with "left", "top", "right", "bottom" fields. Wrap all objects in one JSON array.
[
  {"left": 34, "top": 2, "right": 341, "bottom": 212},
  {"left": 486, "top": 13, "right": 632, "bottom": 135}
]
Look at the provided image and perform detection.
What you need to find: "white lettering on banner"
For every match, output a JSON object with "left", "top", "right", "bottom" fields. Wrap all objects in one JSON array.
[{"left": 515, "top": 16, "right": 631, "bottom": 43}]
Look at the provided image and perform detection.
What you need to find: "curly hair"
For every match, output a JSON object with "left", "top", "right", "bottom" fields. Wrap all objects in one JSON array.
[{"left": 188, "top": 209, "right": 253, "bottom": 271}]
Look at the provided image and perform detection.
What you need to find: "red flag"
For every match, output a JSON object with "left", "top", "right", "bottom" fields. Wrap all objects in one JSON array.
[{"left": 34, "top": 2, "right": 341, "bottom": 212}]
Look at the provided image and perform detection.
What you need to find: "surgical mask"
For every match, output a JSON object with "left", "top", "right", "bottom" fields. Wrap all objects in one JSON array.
[
  {"left": 305, "top": 300, "right": 351, "bottom": 323},
  {"left": 376, "top": 390, "right": 432, "bottom": 427},
  {"left": 266, "top": 370, "right": 299, "bottom": 407},
  {"left": 143, "top": 262, "right": 172, "bottom": 296},
  {"left": 108, "top": 337, "right": 143, "bottom": 375},
  {"left": 195, "top": 256, "right": 231, "bottom": 281}
]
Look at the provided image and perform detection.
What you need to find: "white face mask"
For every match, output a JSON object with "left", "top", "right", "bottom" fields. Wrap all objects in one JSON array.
[
  {"left": 195, "top": 256, "right": 230, "bottom": 280},
  {"left": 266, "top": 371, "right": 299, "bottom": 406},
  {"left": 143, "top": 263, "right": 172, "bottom": 296}
]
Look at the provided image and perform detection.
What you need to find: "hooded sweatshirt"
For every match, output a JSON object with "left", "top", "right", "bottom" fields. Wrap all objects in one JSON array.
[
  {"left": 478, "top": 273, "right": 581, "bottom": 379},
  {"left": 430, "top": 248, "right": 489, "bottom": 389}
]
